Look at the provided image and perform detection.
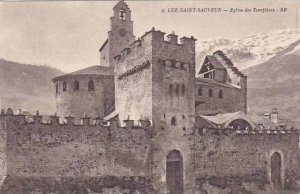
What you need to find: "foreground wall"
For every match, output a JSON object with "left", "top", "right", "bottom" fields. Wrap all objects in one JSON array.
[
  {"left": 191, "top": 128, "right": 300, "bottom": 194},
  {"left": 0, "top": 110, "right": 299, "bottom": 194},
  {"left": 0, "top": 111, "right": 153, "bottom": 193}
]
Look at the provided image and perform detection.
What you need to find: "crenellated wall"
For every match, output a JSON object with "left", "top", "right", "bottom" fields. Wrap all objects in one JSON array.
[
  {"left": 0, "top": 108, "right": 299, "bottom": 194},
  {"left": 0, "top": 108, "right": 153, "bottom": 193},
  {"left": 191, "top": 128, "right": 300, "bottom": 193}
]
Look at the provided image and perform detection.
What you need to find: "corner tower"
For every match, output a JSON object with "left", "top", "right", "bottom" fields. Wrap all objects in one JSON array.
[{"left": 99, "top": 0, "right": 135, "bottom": 68}]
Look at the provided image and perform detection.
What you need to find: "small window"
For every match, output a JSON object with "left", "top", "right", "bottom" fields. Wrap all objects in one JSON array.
[
  {"left": 182, "top": 115, "right": 185, "bottom": 119},
  {"left": 175, "top": 84, "right": 179, "bottom": 95},
  {"left": 63, "top": 82, "right": 67, "bottom": 92},
  {"left": 169, "top": 84, "right": 173, "bottom": 94},
  {"left": 218, "top": 90, "right": 223, "bottom": 98},
  {"left": 182, "top": 84, "right": 185, "bottom": 95},
  {"left": 56, "top": 84, "right": 59, "bottom": 93},
  {"left": 209, "top": 89, "right": 213, "bottom": 97},
  {"left": 163, "top": 114, "right": 166, "bottom": 118},
  {"left": 119, "top": 9, "right": 125, "bottom": 20},
  {"left": 88, "top": 80, "right": 95, "bottom": 91},
  {"left": 74, "top": 80, "right": 79, "bottom": 91},
  {"left": 171, "top": 117, "right": 176, "bottom": 126},
  {"left": 198, "top": 88, "right": 202, "bottom": 96}
]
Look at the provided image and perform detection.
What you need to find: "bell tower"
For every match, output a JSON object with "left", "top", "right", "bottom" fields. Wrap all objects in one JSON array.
[{"left": 99, "top": 0, "right": 135, "bottom": 68}]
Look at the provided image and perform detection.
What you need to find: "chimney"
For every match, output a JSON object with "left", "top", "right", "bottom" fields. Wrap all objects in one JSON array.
[
  {"left": 270, "top": 108, "right": 278, "bottom": 124},
  {"left": 263, "top": 113, "right": 270, "bottom": 121}
]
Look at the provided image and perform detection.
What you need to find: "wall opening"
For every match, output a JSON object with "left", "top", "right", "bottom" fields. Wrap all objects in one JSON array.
[
  {"left": 198, "top": 88, "right": 202, "bottom": 96},
  {"left": 171, "top": 117, "right": 177, "bottom": 126},
  {"left": 119, "top": 9, "right": 126, "bottom": 20},
  {"left": 175, "top": 84, "right": 180, "bottom": 95},
  {"left": 208, "top": 89, "right": 213, "bottom": 97},
  {"left": 63, "top": 81, "right": 67, "bottom": 92},
  {"left": 88, "top": 80, "right": 95, "bottom": 91},
  {"left": 166, "top": 150, "right": 183, "bottom": 194},
  {"left": 73, "top": 80, "right": 79, "bottom": 91},
  {"left": 228, "top": 119, "right": 252, "bottom": 130},
  {"left": 271, "top": 152, "right": 283, "bottom": 189},
  {"left": 218, "top": 90, "right": 223, "bottom": 98},
  {"left": 169, "top": 84, "right": 173, "bottom": 95}
]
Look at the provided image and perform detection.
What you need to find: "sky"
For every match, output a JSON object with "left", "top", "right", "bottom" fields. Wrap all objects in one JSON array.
[{"left": 0, "top": 0, "right": 300, "bottom": 73}]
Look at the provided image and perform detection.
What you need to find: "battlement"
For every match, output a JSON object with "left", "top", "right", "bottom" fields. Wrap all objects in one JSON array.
[
  {"left": 0, "top": 108, "right": 151, "bottom": 130},
  {"left": 192, "top": 127, "right": 299, "bottom": 137},
  {"left": 114, "top": 27, "right": 196, "bottom": 62}
]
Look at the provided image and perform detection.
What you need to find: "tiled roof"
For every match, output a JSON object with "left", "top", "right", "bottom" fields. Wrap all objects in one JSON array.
[
  {"left": 53, "top": 65, "right": 113, "bottom": 81},
  {"left": 68, "top": 66, "right": 113, "bottom": 75}
]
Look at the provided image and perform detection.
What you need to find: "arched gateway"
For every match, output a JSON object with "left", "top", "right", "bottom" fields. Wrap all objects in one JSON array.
[
  {"left": 166, "top": 150, "right": 183, "bottom": 194},
  {"left": 271, "top": 152, "right": 283, "bottom": 188}
]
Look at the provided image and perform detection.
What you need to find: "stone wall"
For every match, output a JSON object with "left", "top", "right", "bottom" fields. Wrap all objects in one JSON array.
[
  {"left": 191, "top": 128, "right": 300, "bottom": 193},
  {"left": 195, "top": 82, "right": 245, "bottom": 115},
  {"left": 0, "top": 111, "right": 152, "bottom": 193},
  {"left": 115, "top": 31, "right": 153, "bottom": 126},
  {"left": 55, "top": 75, "right": 114, "bottom": 120}
]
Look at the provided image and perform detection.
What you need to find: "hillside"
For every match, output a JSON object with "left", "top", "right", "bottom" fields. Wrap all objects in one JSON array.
[
  {"left": 196, "top": 28, "right": 300, "bottom": 127},
  {"left": 0, "top": 59, "right": 63, "bottom": 115},
  {"left": 196, "top": 29, "right": 300, "bottom": 73},
  {"left": 244, "top": 39, "right": 300, "bottom": 126}
]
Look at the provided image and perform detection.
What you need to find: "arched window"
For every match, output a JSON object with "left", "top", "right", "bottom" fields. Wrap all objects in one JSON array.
[
  {"left": 169, "top": 84, "right": 173, "bottom": 94},
  {"left": 182, "top": 84, "right": 185, "bottom": 95},
  {"left": 218, "top": 90, "right": 223, "bottom": 98},
  {"left": 171, "top": 117, "right": 177, "bottom": 126},
  {"left": 209, "top": 89, "right": 213, "bottom": 97},
  {"left": 88, "top": 80, "right": 95, "bottom": 91},
  {"left": 63, "top": 82, "right": 67, "bottom": 92},
  {"left": 73, "top": 80, "right": 79, "bottom": 91},
  {"left": 198, "top": 88, "right": 202, "bottom": 96},
  {"left": 56, "top": 83, "right": 59, "bottom": 93},
  {"left": 175, "top": 84, "right": 180, "bottom": 95},
  {"left": 119, "top": 9, "right": 125, "bottom": 20}
]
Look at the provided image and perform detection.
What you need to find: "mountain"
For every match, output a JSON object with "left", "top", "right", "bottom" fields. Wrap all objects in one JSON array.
[
  {"left": 0, "top": 59, "right": 63, "bottom": 115},
  {"left": 244, "top": 38, "right": 300, "bottom": 126},
  {"left": 196, "top": 28, "right": 300, "bottom": 127},
  {"left": 196, "top": 29, "right": 300, "bottom": 73}
]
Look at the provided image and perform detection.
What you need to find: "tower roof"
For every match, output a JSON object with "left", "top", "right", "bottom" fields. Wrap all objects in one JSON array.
[
  {"left": 113, "top": 0, "right": 130, "bottom": 11},
  {"left": 52, "top": 66, "right": 114, "bottom": 82}
]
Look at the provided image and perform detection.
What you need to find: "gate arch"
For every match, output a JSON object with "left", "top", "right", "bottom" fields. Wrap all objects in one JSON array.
[
  {"left": 271, "top": 152, "right": 283, "bottom": 188},
  {"left": 166, "top": 150, "right": 183, "bottom": 194}
]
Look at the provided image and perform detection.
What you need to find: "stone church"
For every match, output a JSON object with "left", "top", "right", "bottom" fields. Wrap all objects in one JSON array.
[{"left": 0, "top": 0, "right": 299, "bottom": 193}]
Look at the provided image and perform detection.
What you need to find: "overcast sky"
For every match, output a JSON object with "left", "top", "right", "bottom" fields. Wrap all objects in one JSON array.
[{"left": 0, "top": 0, "right": 299, "bottom": 73}]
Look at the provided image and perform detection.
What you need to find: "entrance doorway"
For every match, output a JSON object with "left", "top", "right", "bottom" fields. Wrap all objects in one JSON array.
[
  {"left": 271, "top": 152, "right": 283, "bottom": 188},
  {"left": 166, "top": 150, "right": 183, "bottom": 194}
]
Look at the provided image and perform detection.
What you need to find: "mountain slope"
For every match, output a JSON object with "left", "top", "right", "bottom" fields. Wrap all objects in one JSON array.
[
  {"left": 196, "top": 29, "right": 300, "bottom": 73},
  {"left": 0, "top": 59, "right": 63, "bottom": 115},
  {"left": 196, "top": 28, "right": 300, "bottom": 127},
  {"left": 244, "top": 39, "right": 300, "bottom": 126}
]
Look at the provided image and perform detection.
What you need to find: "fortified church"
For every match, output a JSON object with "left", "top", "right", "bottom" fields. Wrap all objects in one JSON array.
[{"left": 0, "top": 1, "right": 299, "bottom": 193}]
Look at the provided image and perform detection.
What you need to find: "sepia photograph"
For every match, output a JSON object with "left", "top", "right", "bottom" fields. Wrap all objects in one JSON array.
[{"left": 0, "top": 0, "right": 300, "bottom": 193}]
